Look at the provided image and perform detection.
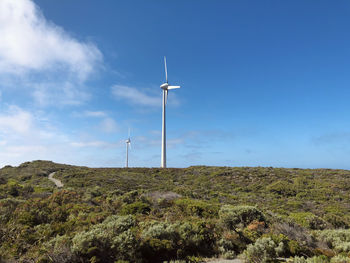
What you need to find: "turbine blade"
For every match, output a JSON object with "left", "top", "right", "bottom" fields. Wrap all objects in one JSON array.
[
  {"left": 164, "top": 56, "right": 168, "bottom": 83},
  {"left": 167, "top": 86, "right": 181, "bottom": 90},
  {"left": 165, "top": 89, "right": 168, "bottom": 105},
  {"left": 128, "top": 128, "right": 131, "bottom": 138}
]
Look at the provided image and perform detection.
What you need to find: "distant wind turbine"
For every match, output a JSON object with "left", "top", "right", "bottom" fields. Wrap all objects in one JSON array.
[
  {"left": 160, "top": 57, "right": 180, "bottom": 168},
  {"left": 125, "top": 128, "right": 131, "bottom": 168}
]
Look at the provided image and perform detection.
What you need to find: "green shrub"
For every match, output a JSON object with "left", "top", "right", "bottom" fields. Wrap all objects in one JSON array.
[
  {"left": 324, "top": 214, "right": 349, "bottom": 229},
  {"left": 174, "top": 198, "right": 219, "bottom": 218},
  {"left": 217, "top": 237, "right": 236, "bottom": 259},
  {"left": 8, "top": 184, "right": 20, "bottom": 197},
  {"left": 40, "top": 235, "right": 78, "bottom": 263},
  {"left": 289, "top": 212, "right": 327, "bottom": 230},
  {"left": 177, "top": 221, "right": 216, "bottom": 257},
  {"left": 141, "top": 221, "right": 180, "bottom": 261},
  {"left": 219, "top": 205, "right": 265, "bottom": 232},
  {"left": 330, "top": 255, "right": 350, "bottom": 263},
  {"left": 243, "top": 237, "right": 279, "bottom": 263},
  {"left": 266, "top": 180, "right": 296, "bottom": 197},
  {"left": 315, "top": 229, "right": 350, "bottom": 253},
  {"left": 287, "top": 256, "right": 307, "bottom": 263},
  {"left": 0, "top": 198, "right": 24, "bottom": 223},
  {"left": 272, "top": 222, "right": 317, "bottom": 251},
  {"left": 83, "top": 186, "right": 103, "bottom": 201},
  {"left": 140, "top": 220, "right": 216, "bottom": 262},
  {"left": 46, "top": 234, "right": 72, "bottom": 253},
  {"left": 72, "top": 215, "right": 137, "bottom": 262},
  {"left": 120, "top": 201, "right": 151, "bottom": 215},
  {"left": 305, "top": 256, "right": 329, "bottom": 263},
  {"left": 120, "top": 190, "right": 140, "bottom": 204}
]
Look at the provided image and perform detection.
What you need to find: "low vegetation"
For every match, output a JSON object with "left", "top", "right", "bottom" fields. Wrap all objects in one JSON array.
[{"left": 1, "top": 161, "right": 350, "bottom": 262}]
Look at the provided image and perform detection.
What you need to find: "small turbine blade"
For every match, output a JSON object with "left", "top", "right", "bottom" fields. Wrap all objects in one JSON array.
[
  {"left": 164, "top": 56, "right": 168, "bottom": 83},
  {"left": 167, "top": 86, "right": 180, "bottom": 90}
]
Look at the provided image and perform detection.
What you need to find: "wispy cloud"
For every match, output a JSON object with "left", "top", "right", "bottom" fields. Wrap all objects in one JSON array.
[
  {"left": 111, "top": 85, "right": 160, "bottom": 107},
  {"left": 84, "top": 111, "right": 107, "bottom": 118},
  {"left": 72, "top": 110, "right": 118, "bottom": 133},
  {"left": 0, "top": 106, "right": 33, "bottom": 134},
  {"left": 72, "top": 110, "right": 108, "bottom": 118},
  {"left": 0, "top": 0, "right": 102, "bottom": 79},
  {"left": 99, "top": 117, "right": 119, "bottom": 133},
  {"left": 0, "top": 105, "right": 120, "bottom": 167},
  {"left": 70, "top": 141, "right": 110, "bottom": 148},
  {"left": 31, "top": 82, "right": 91, "bottom": 106},
  {"left": 0, "top": 0, "right": 102, "bottom": 106}
]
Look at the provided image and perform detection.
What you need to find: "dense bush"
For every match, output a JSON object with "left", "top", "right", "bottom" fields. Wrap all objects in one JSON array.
[
  {"left": 243, "top": 237, "right": 282, "bottom": 263},
  {"left": 217, "top": 234, "right": 239, "bottom": 259},
  {"left": 314, "top": 229, "right": 350, "bottom": 253},
  {"left": 2, "top": 161, "right": 350, "bottom": 262},
  {"left": 0, "top": 198, "right": 24, "bottom": 223},
  {"left": 140, "top": 220, "right": 216, "bottom": 262},
  {"left": 272, "top": 222, "right": 317, "bottom": 252},
  {"left": 267, "top": 180, "right": 297, "bottom": 197},
  {"left": 120, "top": 201, "right": 151, "bottom": 215},
  {"left": 72, "top": 215, "right": 137, "bottom": 262},
  {"left": 330, "top": 255, "right": 350, "bottom": 263},
  {"left": 324, "top": 214, "right": 349, "bottom": 229},
  {"left": 289, "top": 212, "right": 328, "bottom": 230},
  {"left": 174, "top": 198, "right": 219, "bottom": 218},
  {"left": 219, "top": 205, "right": 266, "bottom": 232}
]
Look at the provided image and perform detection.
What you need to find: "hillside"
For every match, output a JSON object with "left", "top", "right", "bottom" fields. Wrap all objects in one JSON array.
[{"left": 1, "top": 161, "right": 350, "bottom": 262}]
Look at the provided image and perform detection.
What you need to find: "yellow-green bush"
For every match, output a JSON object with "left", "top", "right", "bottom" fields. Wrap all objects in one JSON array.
[
  {"left": 289, "top": 212, "right": 328, "bottom": 230},
  {"left": 219, "top": 205, "right": 266, "bottom": 232},
  {"left": 174, "top": 198, "right": 219, "bottom": 218},
  {"left": 72, "top": 215, "right": 137, "bottom": 262}
]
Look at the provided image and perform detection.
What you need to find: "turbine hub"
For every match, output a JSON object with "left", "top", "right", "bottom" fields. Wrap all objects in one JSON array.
[{"left": 160, "top": 83, "right": 168, "bottom": 89}]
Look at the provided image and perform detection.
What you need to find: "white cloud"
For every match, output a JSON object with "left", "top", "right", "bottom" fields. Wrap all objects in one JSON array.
[
  {"left": 70, "top": 141, "right": 109, "bottom": 148},
  {"left": 0, "top": 105, "right": 57, "bottom": 164},
  {"left": 71, "top": 110, "right": 119, "bottom": 133},
  {"left": 84, "top": 111, "right": 107, "bottom": 118},
  {"left": 111, "top": 85, "right": 160, "bottom": 107},
  {"left": 0, "top": 0, "right": 102, "bottom": 80},
  {"left": 100, "top": 117, "right": 118, "bottom": 133},
  {"left": 31, "top": 82, "right": 91, "bottom": 106},
  {"left": 0, "top": 0, "right": 102, "bottom": 107},
  {"left": 0, "top": 105, "right": 121, "bottom": 167},
  {"left": 71, "top": 110, "right": 108, "bottom": 118},
  {"left": 0, "top": 106, "right": 33, "bottom": 134}
]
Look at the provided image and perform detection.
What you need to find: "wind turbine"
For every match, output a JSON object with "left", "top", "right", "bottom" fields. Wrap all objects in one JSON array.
[
  {"left": 160, "top": 57, "right": 180, "bottom": 168},
  {"left": 125, "top": 128, "right": 131, "bottom": 168}
]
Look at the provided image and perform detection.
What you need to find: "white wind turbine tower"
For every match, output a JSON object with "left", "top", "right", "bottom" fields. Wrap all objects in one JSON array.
[
  {"left": 125, "top": 129, "right": 131, "bottom": 168},
  {"left": 160, "top": 57, "right": 180, "bottom": 168}
]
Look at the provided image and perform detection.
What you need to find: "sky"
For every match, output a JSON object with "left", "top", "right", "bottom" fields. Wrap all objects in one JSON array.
[{"left": 0, "top": 0, "right": 350, "bottom": 169}]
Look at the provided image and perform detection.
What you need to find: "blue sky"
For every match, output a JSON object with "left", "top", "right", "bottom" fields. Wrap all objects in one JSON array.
[{"left": 0, "top": 0, "right": 350, "bottom": 168}]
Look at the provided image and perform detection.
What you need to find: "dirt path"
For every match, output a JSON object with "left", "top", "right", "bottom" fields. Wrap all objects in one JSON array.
[{"left": 48, "top": 172, "right": 63, "bottom": 188}]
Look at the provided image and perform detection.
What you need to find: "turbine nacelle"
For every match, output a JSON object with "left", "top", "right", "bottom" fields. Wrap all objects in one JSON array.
[
  {"left": 160, "top": 83, "right": 168, "bottom": 90},
  {"left": 160, "top": 83, "right": 181, "bottom": 90}
]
